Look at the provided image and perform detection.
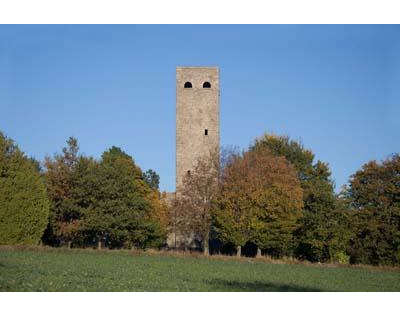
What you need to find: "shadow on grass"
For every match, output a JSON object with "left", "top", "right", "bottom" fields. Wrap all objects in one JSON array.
[{"left": 207, "top": 279, "right": 322, "bottom": 292}]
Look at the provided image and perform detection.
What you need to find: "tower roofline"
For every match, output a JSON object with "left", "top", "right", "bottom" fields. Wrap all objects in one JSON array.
[{"left": 176, "top": 66, "right": 219, "bottom": 69}]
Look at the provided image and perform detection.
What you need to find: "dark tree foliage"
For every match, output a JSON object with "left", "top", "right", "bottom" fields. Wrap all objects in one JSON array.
[
  {"left": 344, "top": 154, "right": 400, "bottom": 265},
  {"left": 29, "top": 157, "right": 42, "bottom": 173},
  {"left": 0, "top": 132, "right": 49, "bottom": 245},
  {"left": 79, "top": 146, "right": 165, "bottom": 249},
  {"left": 143, "top": 169, "right": 160, "bottom": 190},
  {"left": 251, "top": 134, "right": 349, "bottom": 262},
  {"left": 42, "top": 137, "right": 90, "bottom": 247}
]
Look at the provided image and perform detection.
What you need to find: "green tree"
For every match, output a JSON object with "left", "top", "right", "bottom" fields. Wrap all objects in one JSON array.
[
  {"left": 29, "top": 157, "right": 42, "bottom": 172},
  {"left": 344, "top": 154, "right": 400, "bottom": 265},
  {"left": 0, "top": 132, "right": 49, "bottom": 245},
  {"left": 251, "top": 134, "right": 348, "bottom": 262},
  {"left": 143, "top": 169, "right": 160, "bottom": 190},
  {"left": 80, "top": 146, "right": 165, "bottom": 249}
]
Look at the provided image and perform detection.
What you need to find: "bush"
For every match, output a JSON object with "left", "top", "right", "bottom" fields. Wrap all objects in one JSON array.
[{"left": 331, "top": 251, "right": 350, "bottom": 264}]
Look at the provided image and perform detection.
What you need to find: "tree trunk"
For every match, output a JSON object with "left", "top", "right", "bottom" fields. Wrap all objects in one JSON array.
[
  {"left": 203, "top": 231, "right": 209, "bottom": 256},
  {"left": 97, "top": 240, "right": 102, "bottom": 250},
  {"left": 203, "top": 243, "right": 209, "bottom": 256},
  {"left": 256, "top": 247, "right": 262, "bottom": 258},
  {"left": 67, "top": 241, "right": 72, "bottom": 249},
  {"left": 236, "top": 245, "right": 241, "bottom": 257}
]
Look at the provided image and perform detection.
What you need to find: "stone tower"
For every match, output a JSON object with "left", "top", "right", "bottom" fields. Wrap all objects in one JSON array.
[{"left": 176, "top": 66, "right": 220, "bottom": 191}]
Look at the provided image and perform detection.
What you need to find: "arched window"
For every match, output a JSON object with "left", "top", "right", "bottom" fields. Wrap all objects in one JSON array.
[
  {"left": 184, "top": 82, "right": 192, "bottom": 88},
  {"left": 203, "top": 81, "right": 211, "bottom": 88}
]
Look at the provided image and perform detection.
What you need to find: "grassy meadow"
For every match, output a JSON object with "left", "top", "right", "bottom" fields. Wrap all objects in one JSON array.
[{"left": 0, "top": 247, "right": 399, "bottom": 291}]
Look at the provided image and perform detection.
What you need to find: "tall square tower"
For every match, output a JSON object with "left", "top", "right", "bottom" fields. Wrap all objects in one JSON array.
[{"left": 176, "top": 66, "right": 220, "bottom": 190}]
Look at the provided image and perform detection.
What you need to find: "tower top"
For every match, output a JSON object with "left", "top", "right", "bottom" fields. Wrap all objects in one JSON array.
[{"left": 176, "top": 66, "right": 219, "bottom": 69}]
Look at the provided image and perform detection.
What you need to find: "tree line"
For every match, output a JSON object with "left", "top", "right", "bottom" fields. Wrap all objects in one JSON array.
[
  {"left": 173, "top": 134, "right": 400, "bottom": 266},
  {"left": 0, "top": 132, "right": 169, "bottom": 250},
  {"left": 0, "top": 131, "right": 399, "bottom": 266}
]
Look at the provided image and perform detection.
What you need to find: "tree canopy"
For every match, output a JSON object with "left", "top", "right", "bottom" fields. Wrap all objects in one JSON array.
[
  {"left": 251, "top": 134, "right": 348, "bottom": 262},
  {"left": 0, "top": 132, "right": 49, "bottom": 245},
  {"left": 214, "top": 147, "right": 303, "bottom": 257},
  {"left": 43, "top": 140, "right": 167, "bottom": 249},
  {"left": 79, "top": 146, "right": 165, "bottom": 249},
  {"left": 143, "top": 169, "right": 160, "bottom": 190},
  {"left": 43, "top": 137, "right": 90, "bottom": 246},
  {"left": 344, "top": 154, "right": 400, "bottom": 265}
]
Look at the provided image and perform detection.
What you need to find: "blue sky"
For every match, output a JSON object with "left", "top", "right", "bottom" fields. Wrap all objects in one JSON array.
[{"left": 0, "top": 25, "right": 399, "bottom": 192}]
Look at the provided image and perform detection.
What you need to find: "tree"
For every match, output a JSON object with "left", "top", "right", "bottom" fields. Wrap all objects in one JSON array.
[
  {"left": 344, "top": 154, "right": 400, "bottom": 265},
  {"left": 43, "top": 137, "right": 88, "bottom": 247},
  {"left": 174, "top": 148, "right": 220, "bottom": 255},
  {"left": 29, "top": 157, "right": 42, "bottom": 172},
  {"left": 294, "top": 161, "right": 351, "bottom": 262},
  {"left": 143, "top": 169, "right": 160, "bottom": 190},
  {"left": 80, "top": 146, "right": 165, "bottom": 249},
  {"left": 214, "top": 147, "right": 303, "bottom": 257},
  {"left": 148, "top": 190, "right": 170, "bottom": 245},
  {"left": 251, "top": 134, "right": 347, "bottom": 262},
  {"left": 0, "top": 132, "right": 49, "bottom": 245}
]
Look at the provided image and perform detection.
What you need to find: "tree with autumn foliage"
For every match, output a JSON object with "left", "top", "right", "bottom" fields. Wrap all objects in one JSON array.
[
  {"left": 42, "top": 137, "right": 91, "bottom": 247},
  {"left": 147, "top": 190, "right": 170, "bottom": 245},
  {"left": 214, "top": 147, "right": 303, "bottom": 257},
  {"left": 174, "top": 148, "right": 220, "bottom": 255},
  {"left": 144, "top": 169, "right": 169, "bottom": 241},
  {"left": 0, "top": 132, "right": 49, "bottom": 245},
  {"left": 251, "top": 134, "right": 349, "bottom": 262},
  {"left": 343, "top": 154, "right": 400, "bottom": 265}
]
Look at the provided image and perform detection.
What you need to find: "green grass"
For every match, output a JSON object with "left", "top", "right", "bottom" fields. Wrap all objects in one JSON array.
[{"left": 0, "top": 248, "right": 399, "bottom": 291}]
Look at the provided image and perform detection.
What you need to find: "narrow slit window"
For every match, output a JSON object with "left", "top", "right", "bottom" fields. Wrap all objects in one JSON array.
[
  {"left": 204, "top": 129, "right": 208, "bottom": 136},
  {"left": 187, "top": 170, "right": 191, "bottom": 176}
]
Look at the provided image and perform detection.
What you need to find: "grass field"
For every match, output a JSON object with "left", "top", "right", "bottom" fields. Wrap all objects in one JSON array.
[{"left": 0, "top": 248, "right": 399, "bottom": 291}]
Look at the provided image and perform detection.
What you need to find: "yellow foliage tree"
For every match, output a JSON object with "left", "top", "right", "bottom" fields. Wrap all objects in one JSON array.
[{"left": 214, "top": 147, "right": 303, "bottom": 257}]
